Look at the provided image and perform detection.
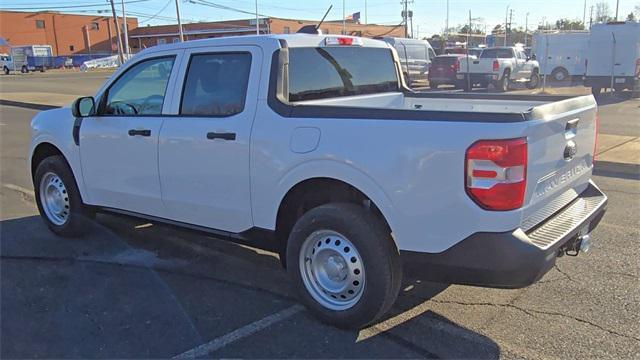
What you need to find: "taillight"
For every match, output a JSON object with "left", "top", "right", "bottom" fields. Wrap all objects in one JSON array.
[
  {"left": 324, "top": 37, "right": 363, "bottom": 46},
  {"left": 465, "top": 138, "right": 527, "bottom": 211},
  {"left": 492, "top": 60, "right": 499, "bottom": 72}
]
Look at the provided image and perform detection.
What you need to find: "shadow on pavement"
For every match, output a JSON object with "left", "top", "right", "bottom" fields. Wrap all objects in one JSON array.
[
  {"left": 594, "top": 161, "right": 640, "bottom": 180},
  {"left": 1, "top": 214, "right": 500, "bottom": 359},
  {"left": 0, "top": 99, "right": 61, "bottom": 111},
  {"left": 594, "top": 92, "right": 637, "bottom": 106}
]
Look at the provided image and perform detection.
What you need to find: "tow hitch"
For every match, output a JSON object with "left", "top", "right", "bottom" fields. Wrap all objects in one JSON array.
[{"left": 559, "top": 228, "right": 591, "bottom": 257}]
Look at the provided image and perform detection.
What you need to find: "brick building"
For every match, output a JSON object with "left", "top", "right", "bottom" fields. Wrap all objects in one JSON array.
[
  {"left": 129, "top": 18, "right": 405, "bottom": 50},
  {"left": 0, "top": 10, "right": 138, "bottom": 56}
]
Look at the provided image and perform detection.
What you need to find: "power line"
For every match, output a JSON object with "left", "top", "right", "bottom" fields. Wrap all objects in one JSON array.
[
  {"left": 0, "top": 0, "right": 150, "bottom": 11},
  {"left": 138, "top": 0, "right": 173, "bottom": 24}
]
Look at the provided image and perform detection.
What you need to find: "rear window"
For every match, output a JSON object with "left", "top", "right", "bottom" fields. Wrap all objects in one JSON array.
[
  {"left": 432, "top": 56, "right": 459, "bottom": 65},
  {"left": 480, "top": 48, "right": 514, "bottom": 59},
  {"left": 288, "top": 47, "right": 399, "bottom": 102}
]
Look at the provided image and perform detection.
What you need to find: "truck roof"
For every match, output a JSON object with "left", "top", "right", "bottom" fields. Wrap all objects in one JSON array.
[{"left": 139, "top": 33, "right": 391, "bottom": 57}]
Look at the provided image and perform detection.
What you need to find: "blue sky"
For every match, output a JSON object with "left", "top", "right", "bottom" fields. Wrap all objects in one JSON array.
[{"left": 2, "top": 0, "right": 637, "bottom": 36}]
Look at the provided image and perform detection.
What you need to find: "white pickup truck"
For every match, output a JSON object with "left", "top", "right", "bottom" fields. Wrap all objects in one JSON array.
[
  {"left": 29, "top": 34, "right": 607, "bottom": 329},
  {"left": 459, "top": 46, "right": 541, "bottom": 91}
]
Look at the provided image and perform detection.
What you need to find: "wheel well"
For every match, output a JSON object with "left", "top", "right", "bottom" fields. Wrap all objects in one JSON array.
[
  {"left": 275, "top": 178, "right": 390, "bottom": 265},
  {"left": 31, "top": 142, "right": 63, "bottom": 179},
  {"left": 551, "top": 66, "right": 567, "bottom": 74}
]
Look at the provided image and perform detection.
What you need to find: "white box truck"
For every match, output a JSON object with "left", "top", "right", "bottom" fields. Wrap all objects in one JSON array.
[
  {"left": 533, "top": 31, "right": 589, "bottom": 82},
  {"left": 584, "top": 21, "right": 640, "bottom": 95},
  {"left": 9, "top": 45, "right": 52, "bottom": 73}
]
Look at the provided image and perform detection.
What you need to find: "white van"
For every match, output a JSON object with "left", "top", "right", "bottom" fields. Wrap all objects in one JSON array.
[
  {"left": 533, "top": 31, "right": 589, "bottom": 81},
  {"left": 584, "top": 21, "right": 640, "bottom": 95},
  {"left": 377, "top": 37, "right": 436, "bottom": 84}
]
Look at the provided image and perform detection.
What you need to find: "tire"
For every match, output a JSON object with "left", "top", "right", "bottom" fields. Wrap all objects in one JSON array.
[
  {"left": 551, "top": 67, "right": 569, "bottom": 82},
  {"left": 3, "top": 66, "right": 8, "bottom": 75},
  {"left": 34, "top": 155, "right": 94, "bottom": 237},
  {"left": 39, "top": 67, "right": 45, "bottom": 73},
  {"left": 21, "top": 65, "right": 28, "bottom": 73},
  {"left": 526, "top": 70, "right": 540, "bottom": 89},
  {"left": 497, "top": 70, "right": 510, "bottom": 92},
  {"left": 286, "top": 203, "right": 402, "bottom": 329}
]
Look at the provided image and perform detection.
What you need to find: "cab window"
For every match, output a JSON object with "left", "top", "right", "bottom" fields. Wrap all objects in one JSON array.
[
  {"left": 180, "top": 52, "right": 251, "bottom": 116},
  {"left": 100, "top": 56, "right": 175, "bottom": 116}
]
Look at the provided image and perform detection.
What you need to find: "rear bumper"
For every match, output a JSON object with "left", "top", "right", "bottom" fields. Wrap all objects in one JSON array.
[
  {"left": 584, "top": 75, "right": 639, "bottom": 89},
  {"left": 402, "top": 180, "right": 607, "bottom": 288}
]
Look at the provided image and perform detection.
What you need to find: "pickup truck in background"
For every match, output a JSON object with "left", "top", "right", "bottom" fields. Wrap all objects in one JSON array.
[
  {"left": 29, "top": 34, "right": 606, "bottom": 329},
  {"left": 459, "top": 46, "right": 541, "bottom": 91}
]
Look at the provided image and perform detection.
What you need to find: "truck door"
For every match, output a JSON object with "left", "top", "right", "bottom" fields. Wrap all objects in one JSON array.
[
  {"left": 158, "top": 46, "right": 261, "bottom": 232},
  {"left": 79, "top": 52, "right": 181, "bottom": 217},
  {"left": 515, "top": 50, "right": 530, "bottom": 79}
]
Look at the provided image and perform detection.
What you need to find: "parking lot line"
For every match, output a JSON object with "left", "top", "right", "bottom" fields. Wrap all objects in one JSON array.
[{"left": 171, "top": 305, "right": 304, "bottom": 359}]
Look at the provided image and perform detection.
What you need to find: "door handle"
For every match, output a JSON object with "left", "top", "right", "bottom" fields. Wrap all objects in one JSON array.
[
  {"left": 128, "top": 129, "right": 151, "bottom": 137},
  {"left": 207, "top": 132, "right": 236, "bottom": 141}
]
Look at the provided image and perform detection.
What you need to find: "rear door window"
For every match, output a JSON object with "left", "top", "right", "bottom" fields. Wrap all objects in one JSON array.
[
  {"left": 180, "top": 52, "right": 251, "bottom": 116},
  {"left": 480, "top": 48, "right": 514, "bottom": 59},
  {"left": 288, "top": 47, "right": 399, "bottom": 102}
]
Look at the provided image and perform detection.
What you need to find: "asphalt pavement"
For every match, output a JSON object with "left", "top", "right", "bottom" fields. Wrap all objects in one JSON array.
[{"left": 1, "top": 71, "right": 639, "bottom": 359}]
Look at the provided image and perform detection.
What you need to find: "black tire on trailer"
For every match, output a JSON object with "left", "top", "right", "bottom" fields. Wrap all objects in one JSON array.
[
  {"left": 21, "top": 65, "right": 28, "bottom": 73},
  {"left": 287, "top": 203, "right": 403, "bottom": 329},
  {"left": 3, "top": 66, "right": 9, "bottom": 75},
  {"left": 33, "top": 155, "right": 94, "bottom": 237}
]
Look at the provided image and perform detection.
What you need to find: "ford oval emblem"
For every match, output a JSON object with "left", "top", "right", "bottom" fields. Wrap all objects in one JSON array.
[{"left": 564, "top": 140, "right": 577, "bottom": 161}]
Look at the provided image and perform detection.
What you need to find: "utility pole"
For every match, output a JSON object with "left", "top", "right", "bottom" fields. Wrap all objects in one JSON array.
[
  {"left": 255, "top": 0, "right": 259, "bottom": 34},
  {"left": 365, "top": 0, "right": 367, "bottom": 24},
  {"left": 504, "top": 4, "right": 510, "bottom": 46},
  {"left": 108, "top": 0, "right": 124, "bottom": 65},
  {"left": 175, "top": 0, "right": 184, "bottom": 42},
  {"left": 84, "top": 25, "right": 92, "bottom": 56},
  {"left": 589, "top": 5, "right": 594, "bottom": 28},
  {"left": 120, "top": 0, "right": 130, "bottom": 58},
  {"left": 615, "top": 0, "right": 619, "bottom": 21},
  {"left": 582, "top": 0, "right": 587, "bottom": 27},
  {"left": 445, "top": 0, "right": 449, "bottom": 42},
  {"left": 524, "top": 12, "right": 529, "bottom": 47},
  {"left": 342, "top": 0, "right": 346, "bottom": 35},
  {"left": 402, "top": 0, "right": 408, "bottom": 38},
  {"left": 509, "top": 9, "right": 513, "bottom": 43}
]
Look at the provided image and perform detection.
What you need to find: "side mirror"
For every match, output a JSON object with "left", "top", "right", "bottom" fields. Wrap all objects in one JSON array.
[
  {"left": 530, "top": 54, "right": 537, "bottom": 61},
  {"left": 71, "top": 96, "right": 95, "bottom": 117}
]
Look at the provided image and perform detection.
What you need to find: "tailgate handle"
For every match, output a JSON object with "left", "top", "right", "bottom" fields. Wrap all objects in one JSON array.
[{"left": 565, "top": 119, "right": 579, "bottom": 139}]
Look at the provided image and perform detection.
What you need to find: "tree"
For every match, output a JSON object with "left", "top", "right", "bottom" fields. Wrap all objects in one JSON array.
[
  {"left": 595, "top": 2, "right": 612, "bottom": 23},
  {"left": 628, "top": 12, "right": 637, "bottom": 21},
  {"left": 458, "top": 24, "right": 484, "bottom": 35},
  {"left": 555, "top": 19, "right": 586, "bottom": 30}
]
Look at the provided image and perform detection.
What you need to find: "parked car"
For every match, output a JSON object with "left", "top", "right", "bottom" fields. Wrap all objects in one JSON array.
[
  {"left": 459, "top": 46, "right": 540, "bottom": 91},
  {"left": 584, "top": 21, "right": 640, "bottom": 95},
  {"left": 533, "top": 31, "right": 589, "bottom": 82},
  {"left": 377, "top": 37, "right": 436, "bottom": 85},
  {"left": 29, "top": 34, "right": 606, "bottom": 329},
  {"left": 427, "top": 54, "right": 473, "bottom": 89}
]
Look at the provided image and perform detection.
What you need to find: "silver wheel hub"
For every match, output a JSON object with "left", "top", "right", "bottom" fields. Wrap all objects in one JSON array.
[
  {"left": 299, "top": 230, "right": 365, "bottom": 311},
  {"left": 39, "top": 172, "right": 70, "bottom": 226}
]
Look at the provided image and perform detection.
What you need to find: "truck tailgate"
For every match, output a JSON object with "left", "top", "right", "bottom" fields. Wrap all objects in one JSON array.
[{"left": 520, "top": 95, "right": 598, "bottom": 231}]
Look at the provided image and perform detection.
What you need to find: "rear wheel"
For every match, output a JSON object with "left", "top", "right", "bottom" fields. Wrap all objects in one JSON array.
[
  {"left": 497, "top": 70, "right": 510, "bottom": 92},
  {"left": 287, "top": 203, "right": 402, "bottom": 329},
  {"left": 34, "top": 155, "right": 93, "bottom": 237},
  {"left": 526, "top": 70, "right": 540, "bottom": 89},
  {"left": 3, "top": 66, "right": 9, "bottom": 75},
  {"left": 551, "top": 67, "right": 569, "bottom": 82},
  {"left": 21, "top": 65, "right": 28, "bottom": 73}
]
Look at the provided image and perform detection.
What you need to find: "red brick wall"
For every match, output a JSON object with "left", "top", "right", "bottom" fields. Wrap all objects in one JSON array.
[{"left": 0, "top": 11, "right": 138, "bottom": 56}]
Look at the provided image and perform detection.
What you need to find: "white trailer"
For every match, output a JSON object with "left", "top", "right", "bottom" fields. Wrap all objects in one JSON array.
[
  {"left": 584, "top": 21, "right": 640, "bottom": 95},
  {"left": 532, "top": 31, "right": 589, "bottom": 81},
  {"left": 9, "top": 45, "right": 53, "bottom": 73}
]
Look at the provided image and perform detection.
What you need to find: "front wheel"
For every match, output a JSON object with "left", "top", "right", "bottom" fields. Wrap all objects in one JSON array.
[
  {"left": 34, "top": 155, "right": 94, "bottom": 237},
  {"left": 497, "top": 70, "right": 510, "bottom": 92},
  {"left": 287, "top": 203, "right": 402, "bottom": 329}
]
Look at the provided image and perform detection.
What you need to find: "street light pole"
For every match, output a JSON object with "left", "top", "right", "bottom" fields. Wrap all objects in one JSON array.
[
  {"left": 504, "top": 4, "right": 510, "bottom": 46},
  {"left": 524, "top": 12, "right": 529, "bottom": 47},
  {"left": 175, "top": 0, "right": 184, "bottom": 42},
  {"left": 255, "top": 0, "right": 259, "bottom": 34},
  {"left": 108, "top": 0, "right": 124, "bottom": 65},
  {"left": 342, "top": 0, "right": 346, "bottom": 35}
]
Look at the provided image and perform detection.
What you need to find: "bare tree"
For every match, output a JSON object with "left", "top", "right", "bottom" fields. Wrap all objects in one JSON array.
[{"left": 595, "top": 2, "right": 612, "bottom": 23}]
